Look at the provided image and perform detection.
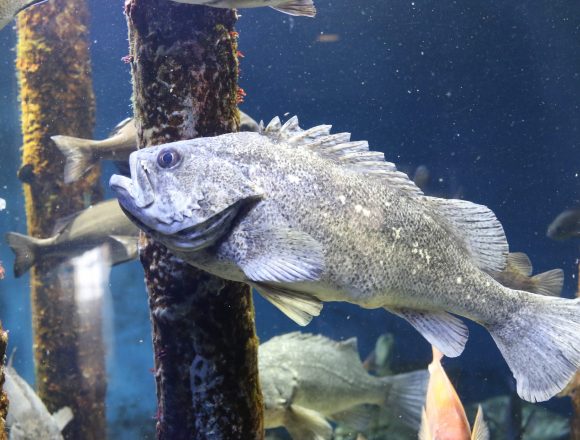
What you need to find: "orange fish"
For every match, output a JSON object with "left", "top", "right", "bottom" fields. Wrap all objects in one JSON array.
[{"left": 419, "top": 347, "right": 489, "bottom": 440}]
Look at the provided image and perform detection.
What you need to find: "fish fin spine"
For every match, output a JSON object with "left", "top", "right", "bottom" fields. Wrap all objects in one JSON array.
[
  {"left": 507, "top": 252, "right": 533, "bottom": 276},
  {"left": 381, "top": 369, "right": 429, "bottom": 429},
  {"left": 418, "top": 408, "right": 431, "bottom": 440},
  {"left": 531, "top": 269, "right": 564, "bottom": 297},
  {"left": 487, "top": 293, "right": 580, "bottom": 402},
  {"left": 51, "top": 135, "right": 96, "bottom": 183}
]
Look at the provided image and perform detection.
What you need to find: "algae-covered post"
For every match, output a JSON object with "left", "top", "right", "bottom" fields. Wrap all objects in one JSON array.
[
  {"left": 124, "top": 1, "right": 263, "bottom": 438},
  {"left": 0, "top": 324, "right": 7, "bottom": 440},
  {"left": 15, "top": 0, "right": 106, "bottom": 438}
]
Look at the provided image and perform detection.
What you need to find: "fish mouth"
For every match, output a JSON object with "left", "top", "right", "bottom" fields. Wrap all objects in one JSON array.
[{"left": 117, "top": 199, "right": 243, "bottom": 253}]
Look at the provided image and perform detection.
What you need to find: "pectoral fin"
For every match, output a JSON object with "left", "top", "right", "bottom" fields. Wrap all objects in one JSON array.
[
  {"left": 237, "top": 226, "right": 325, "bottom": 284},
  {"left": 253, "top": 283, "right": 322, "bottom": 326},
  {"left": 109, "top": 235, "right": 138, "bottom": 264},
  {"left": 52, "top": 407, "right": 74, "bottom": 432},
  {"left": 285, "top": 405, "right": 332, "bottom": 440},
  {"left": 330, "top": 404, "right": 376, "bottom": 433}
]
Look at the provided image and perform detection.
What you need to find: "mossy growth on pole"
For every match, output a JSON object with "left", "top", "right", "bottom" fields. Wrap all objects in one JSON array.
[
  {"left": 0, "top": 323, "right": 7, "bottom": 440},
  {"left": 125, "top": 1, "right": 263, "bottom": 438},
  {"left": 15, "top": 0, "right": 106, "bottom": 438}
]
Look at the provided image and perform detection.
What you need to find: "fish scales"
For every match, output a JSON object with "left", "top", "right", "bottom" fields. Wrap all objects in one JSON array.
[{"left": 111, "top": 115, "right": 580, "bottom": 403}]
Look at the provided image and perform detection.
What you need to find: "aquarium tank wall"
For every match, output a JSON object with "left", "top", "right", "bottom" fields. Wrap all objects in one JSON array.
[{"left": 0, "top": 0, "right": 579, "bottom": 439}]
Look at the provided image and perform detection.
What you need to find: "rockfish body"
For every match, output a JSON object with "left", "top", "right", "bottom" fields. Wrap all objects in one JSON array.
[{"left": 110, "top": 115, "right": 580, "bottom": 403}]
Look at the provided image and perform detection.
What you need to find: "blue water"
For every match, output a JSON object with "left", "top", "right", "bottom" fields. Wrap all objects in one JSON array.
[{"left": 1, "top": 0, "right": 579, "bottom": 437}]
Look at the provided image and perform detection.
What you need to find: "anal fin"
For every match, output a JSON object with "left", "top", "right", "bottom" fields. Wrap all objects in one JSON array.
[
  {"left": 387, "top": 307, "right": 468, "bottom": 357},
  {"left": 253, "top": 283, "right": 322, "bottom": 326}
]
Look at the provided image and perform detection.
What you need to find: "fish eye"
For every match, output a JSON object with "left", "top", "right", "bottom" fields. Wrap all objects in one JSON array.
[{"left": 157, "top": 149, "right": 181, "bottom": 169}]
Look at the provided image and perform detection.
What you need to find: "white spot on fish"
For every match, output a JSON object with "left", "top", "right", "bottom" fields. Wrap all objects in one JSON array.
[
  {"left": 338, "top": 195, "right": 346, "bottom": 204},
  {"left": 287, "top": 174, "right": 300, "bottom": 183},
  {"left": 362, "top": 208, "right": 370, "bottom": 217},
  {"left": 355, "top": 204, "right": 363, "bottom": 213},
  {"left": 412, "top": 268, "right": 417, "bottom": 275},
  {"left": 485, "top": 281, "right": 491, "bottom": 287},
  {"left": 456, "top": 276, "right": 463, "bottom": 284},
  {"left": 392, "top": 227, "right": 401, "bottom": 239}
]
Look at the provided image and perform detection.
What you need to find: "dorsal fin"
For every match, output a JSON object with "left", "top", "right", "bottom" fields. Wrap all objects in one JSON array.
[
  {"left": 424, "top": 197, "right": 508, "bottom": 272},
  {"left": 264, "top": 116, "right": 423, "bottom": 196}
]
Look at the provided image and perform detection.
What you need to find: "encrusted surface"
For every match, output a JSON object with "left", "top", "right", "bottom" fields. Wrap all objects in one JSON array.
[
  {"left": 16, "top": 1, "right": 105, "bottom": 438},
  {"left": 126, "top": 1, "right": 263, "bottom": 438},
  {"left": 0, "top": 324, "right": 7, "bottom": 440}
]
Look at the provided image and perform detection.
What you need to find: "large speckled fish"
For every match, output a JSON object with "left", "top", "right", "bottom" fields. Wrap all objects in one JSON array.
[
  {"left": 0, "top": 0, "right": 46, "bottom": 30},
  {"left": 110, "top": 115, "right": 580, "bottom": 403},
  {"left": 170, "top": 0, "right": 316, "bottom": 17},
  {"left": 6, "top": 199, "right": 138, "bottom": 277},
  {"left": 259, "top": 332, "right": 427, "bottom": 440},
  {"left": 5, "top": 366, "right": 73, "bottom": 440}
]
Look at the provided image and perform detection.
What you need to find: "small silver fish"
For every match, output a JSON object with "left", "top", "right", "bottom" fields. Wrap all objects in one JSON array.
[
  {"left": 170, "top": 0, "right": 316, "bottom": 17},
  {"left": 0, "top": 0, "right": 46, "bottom": 30},
  {"left": 110, "top": 115, "right": 580, "bottom": 403},
  {"left": 489, "top": 252, "right": 564, "bottom": 297},
  {"left": 52, "top": 111, "right": 260, "bottom": 183},
  {"left": 5, "top": 199, "right": 138, "bottom": 277},
  {"left": 5, "top": 366, "right": 73, "bottom": 440},
  {"left": 259, "top": 332, "right": 427, "bottom": 440},
  {"left": 547, "top": 208, "right": 580, "bottom": 240},
  {"left": 52, "top": 118, "right": 137, "bottom": 184}
]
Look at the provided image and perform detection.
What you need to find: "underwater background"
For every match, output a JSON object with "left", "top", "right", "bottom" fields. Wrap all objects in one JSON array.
[{"left": 1, "top": 0, "right": 580, "bottom": 437}]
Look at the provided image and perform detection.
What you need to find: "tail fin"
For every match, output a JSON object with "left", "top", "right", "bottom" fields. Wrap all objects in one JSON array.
[
  {"left": 51, "top": 135, "right": 95, "bottom": 183},
  {"left": 271, "top": 0, "right": 316, "bottom": 17},
  {"left": 382, "top": 369, "right": 429, "bottom": 429},
  {"left": 5, "top": 232, "right": 41, "bottom": 277},
  {"left": 487, "top": 293, "right": 580, "bottom": 402},
  {"left": 531, "top": 269, "right": 564, "bottom": 296}
]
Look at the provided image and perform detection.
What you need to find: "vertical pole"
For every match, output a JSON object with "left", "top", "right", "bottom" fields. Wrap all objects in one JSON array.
[
  {"left": 125, "top": 1, "right": 263, "bottom": 438},
  {"left": 15, "top": 1, "right": 106, "bottom": 438},
  {"left": 0, "top": 324, "right": 7, "bottom": 440}
]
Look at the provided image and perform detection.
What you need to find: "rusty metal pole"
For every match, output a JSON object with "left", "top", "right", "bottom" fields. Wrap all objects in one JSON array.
[
  {"left": 125, "top": 1, "right": 263, "bottom": 438},
  {"left": 15, "top": 1, "right": 106, "bottom": 438}
]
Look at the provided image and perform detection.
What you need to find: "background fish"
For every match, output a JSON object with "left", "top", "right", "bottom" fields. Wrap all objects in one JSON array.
[
  {"left": 488, "top": 252, "right": 564, "bottom": 297},
  {"left": 419, "top": 347, "right": 489, "bottom": 440},
  {"left": 0, "top": 0, "right": 46, "bottom": 30},
  {"left": 547, "top": 208, "right": 580, "bottom": 240},
  {"left": 5, "top": 199, "right": 138, "bottom": 277},
  {"left": 170, "top": 0, "right": 316, "bottom": 17},
  {"left": 259, "top": 332, "right": 428, "bottom": 440},
  {"left": 5, "top": 366, "right": 73, "bottom": 440},
  {"left": 110, "top": 115, "right": 580, "bottom": 403},
  {"left": 52, "top": 118, "right": 137, "bottom": 184},
  {"left": 52, "top": 111, "right": 259, "bottom": 183}
]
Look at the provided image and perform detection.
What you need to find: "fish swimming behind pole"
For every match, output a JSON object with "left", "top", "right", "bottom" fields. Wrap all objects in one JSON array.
[
  {"left": 110, "top": 115, "right": 580, "bottom": 403},
  {"left": 0, "top": 0, "right": 46, "bottom": 31},
  {"left": 52, "top": 117, "right": 137, "bottom": 184},
  {"left": 5, "top": 366, "right": 73, "bottom": 440},
  {"left": 169, "top": 0, "right": 316, "bottom": 17},
  {"left": 419, "top": 347, "right": 489, "bottom": 440},
  {"left": 258, "top": 332, "right": 428, "bottom": 440},
  {"left": 5, "top": 199, "right": 139, "bottom": 277},
  {"left": 52, "top": 111, "right": 260, "bottom": 183}
]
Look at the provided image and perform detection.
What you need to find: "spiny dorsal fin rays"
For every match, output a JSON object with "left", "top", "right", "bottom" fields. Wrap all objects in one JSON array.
[{"left": 264, "top": 116, "right": 423, "bottom": 196}]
